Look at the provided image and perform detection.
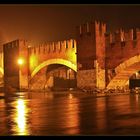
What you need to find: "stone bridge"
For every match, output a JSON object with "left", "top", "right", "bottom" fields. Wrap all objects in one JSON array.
[
  {"left": 28, "top": 39, "right": 77, "bottom": 79},
  {"left": 76, "top": 21, "right": 140, "bottom": 90},
  {"left": 2, "top": 20, "right": 140, "bottom": 91},
  {"left": 3, "top": 39, "right": 77, "bottom": 90},
  {"left": 28, "top": 39, "right": 77, "bottom": 90},
  {"left": 105, "top": 28, "right": 140, "bottom": 89}
]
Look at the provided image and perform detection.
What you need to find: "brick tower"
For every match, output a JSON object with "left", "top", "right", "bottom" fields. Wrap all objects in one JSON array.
[
  {"left": 76, "top": 21, "right": 106, "bottom": 89},
  {"left": 3, "top": 39, "right": 29, "bottom": 91}
]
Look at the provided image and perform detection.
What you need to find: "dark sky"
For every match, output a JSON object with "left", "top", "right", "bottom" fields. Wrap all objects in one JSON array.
[{"left": 0, "top": 4, "right": 140, "bottom": 46}]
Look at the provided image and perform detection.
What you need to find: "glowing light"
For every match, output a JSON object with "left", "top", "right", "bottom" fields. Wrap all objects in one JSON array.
[
  {"left": 17, "top": 100, "right": 26, "bottom": 131},
  {"left": 14, "top": 99, "right": 29, "bottom": 135},
  {"left": 29, "top": 55, "right": 38, "bottom": 71},
  {"left": 0, "top": 67, "right": 3, "bottom": 75},
  {"left": 18, "top": 58, "right": 24, "bottom": 65}
]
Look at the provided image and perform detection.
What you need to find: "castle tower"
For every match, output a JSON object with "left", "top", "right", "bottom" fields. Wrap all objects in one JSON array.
[
  {"left": 3, "top": 39, "right": 29, "bottom": 91},
  {"left": 76, "top": 21, "right": 107, "bottom": 89}
]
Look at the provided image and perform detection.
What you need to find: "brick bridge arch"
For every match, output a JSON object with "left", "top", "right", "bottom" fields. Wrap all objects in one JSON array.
[
  {"left": 28, "top": 39, "right": 77, "bottom": 79},
  {"left": 107, "top": 55, "right": 140, "bottom": 89},
  {"left": 31, "top": 58, "right": 77, "bottom": 78}
]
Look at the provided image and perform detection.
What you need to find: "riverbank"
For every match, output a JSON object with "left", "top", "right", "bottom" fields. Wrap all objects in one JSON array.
[
  {"left": 27, "top": 88, "right": 134, "bottom": 98},
  {"left": 1, "top": 87, "right": 140, "bottom": 99}
]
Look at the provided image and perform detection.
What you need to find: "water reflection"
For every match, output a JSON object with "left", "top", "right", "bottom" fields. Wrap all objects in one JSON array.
[
  {"left": 2, "top": 92, "right": 140, "bottom": 135},
  {"left": 15, "top": 99, "right": 28, "bottom": 135},
  {"left": 69, "top": 93, "right": 73, "bottom": 99},
  {"left": 65, "top": 93, "right": 80, "bottom": 134},
  {"left": 0, "top": 99, "right": 7, "bottom": 135},
  {"left": 95, "top": 98, "right": 107, "bottom": 132},
  {"left": 4, "top": 94, "right": 30, "bottom": 135}
]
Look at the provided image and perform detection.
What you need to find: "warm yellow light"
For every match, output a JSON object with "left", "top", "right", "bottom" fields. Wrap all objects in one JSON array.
[
  {"left": 18, "top": 58, "right": 24, "bottom": 65},
  {"left": 69, "top": 93, "right": 73, "bottom": 99},
  {"left": 31, "top": 58, "right": 77, "bottom": 78},
  {"left": 14, "top": 99, "right": 29, "bottom": 135},
  {"left": 17, "top": 99, "right": 26, "bottom": 132}
]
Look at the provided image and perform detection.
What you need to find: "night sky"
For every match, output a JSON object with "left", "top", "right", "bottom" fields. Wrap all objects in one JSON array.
[{"left": 0, "top": 4, "right": 140, "bottom": 46}]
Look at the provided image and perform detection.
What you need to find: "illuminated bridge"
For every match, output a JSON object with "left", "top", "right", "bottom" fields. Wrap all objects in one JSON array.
[
  {"left": 76, "top": 21, "right": 140, "bottom": 90},
  {"left": 3, "top": 39, "right": 77, "bottom": 91},
  {"left": 2, "top": 20, "right": 140, "bottom": 91}
]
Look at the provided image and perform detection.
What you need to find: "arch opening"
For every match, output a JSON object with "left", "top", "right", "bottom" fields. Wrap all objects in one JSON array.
[
  {"left": 29, "top": 63, "right": 77, "bottom": 91},
  {"left": 31, "top": 58, "right": 77, "bottom": 79},
  {"left": 107, "top": 55, "right": 140, "bottom": 89}
]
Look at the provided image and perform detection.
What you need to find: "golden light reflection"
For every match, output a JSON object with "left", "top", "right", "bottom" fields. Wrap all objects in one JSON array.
[
  {"left": 69, "top": 93, "right": 73, "bottom": 99},
  {"left": 96, "top": 99, "right": 106, "bottom": 130},
  {"left": 17, "top": 100, "right": 26, "bottom": 131},
  {"left": 65, "top": 95, "right": 79, "bottom": 134},
  {"left": 14, "top": 99, "right": 29, "bottom": 135}
]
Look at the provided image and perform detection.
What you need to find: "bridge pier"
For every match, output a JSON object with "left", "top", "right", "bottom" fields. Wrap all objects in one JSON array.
[
  {"left": 77, "top": 69, "right": 97, "bottom": 89},
  {"left": 29, "top": 65, "right": 77, "bottom": 91},
  {"left": 77, "top": 61, "right": 106, "bottom": 90},
  {"left": 76, "top": 21, "right": 106, "bottom": 90}
]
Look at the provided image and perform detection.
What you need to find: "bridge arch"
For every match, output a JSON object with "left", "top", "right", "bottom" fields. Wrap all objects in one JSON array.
[
  {"left": 31, "top": 58, "right": 77, "bottom": 78},
  {"left": 107, "top": 55, "right": 140, "bottom": 89}
]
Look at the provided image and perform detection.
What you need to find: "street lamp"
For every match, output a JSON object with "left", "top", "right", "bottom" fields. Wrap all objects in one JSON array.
[{"left": 18, "top": 58, "right": 24, "bottom": 65}]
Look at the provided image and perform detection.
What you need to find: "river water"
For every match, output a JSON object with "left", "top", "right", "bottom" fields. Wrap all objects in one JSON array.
[{"left": 0, "top": 91, "right": 140, "bottom": 136}]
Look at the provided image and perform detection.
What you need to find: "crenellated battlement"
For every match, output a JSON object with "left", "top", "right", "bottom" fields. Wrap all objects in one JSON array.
[
  {"left": 105, "top": 28, "right": 140, "bottom": 46},
  {"left": 105, "top": 27, "right": 140, "bottom": 76},
  {"left": 95, "top": 21, "right": 106, "bottom": 36},
  {"left": 28, "top": 39, "right": 76, "bottom": 55},
  {"left": 76, "top": 20, "right": 106, "bottom": 37}
]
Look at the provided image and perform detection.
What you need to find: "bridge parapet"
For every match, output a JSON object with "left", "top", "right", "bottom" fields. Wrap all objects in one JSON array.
[
  {"left": 105, "top": 28, "right": 140, "bottom": 70},
  {"left": 76, "top": 20, "right": 106, "bottom": 37},
  {"left": 105, "top": 28, "right": 140, "bottom": 45},
  {"left": 28, "top": 39, "right": 76, "bottom": 55},
  {"left": 105, "top": 28, "right": 140, "bottom": 86},
  {"left": 28, "top": 39, "right": 77, "bottom": 77}
]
